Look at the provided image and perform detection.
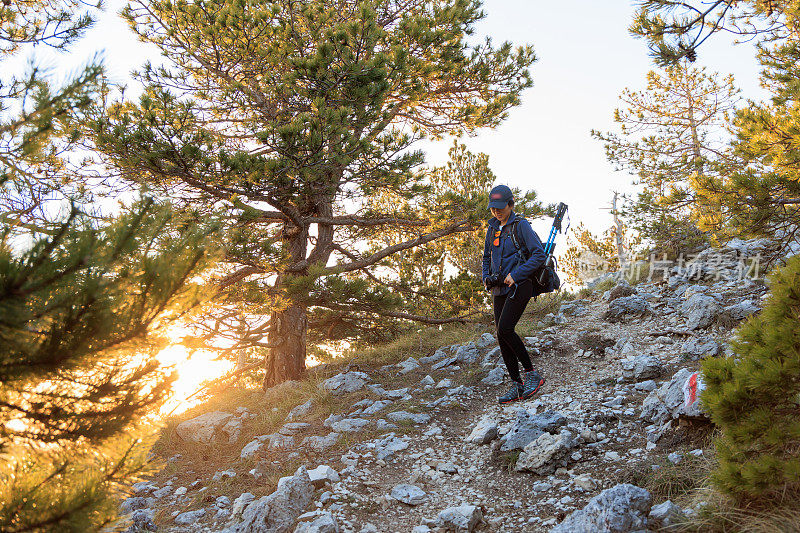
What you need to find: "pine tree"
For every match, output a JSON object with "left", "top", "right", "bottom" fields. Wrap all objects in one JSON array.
[
  {"left": 630, "top": 1, "right": 800, "bottom": 251},
  {"left": 92, "top": 0, "right": 536, "bottom": 387},
  {"left": 591, "top": 63, "right": 740, "bottom": 254},
  {"left": 366, "top": 141, "right": 551, "bottom": 322},
  {"left": 701, "top": 253, "right": 800, "bottom": 502},
  {"left": 0, "top": 1, "right": 216, "bottom": 529}
]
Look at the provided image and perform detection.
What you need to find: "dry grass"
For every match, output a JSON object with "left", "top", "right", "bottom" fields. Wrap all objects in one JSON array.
[
  {"left": 618, "top": 452, "right": 715, "bottom": 505},
  {"left": 674, "top": 488, "right": 800, "bottom": 533}
]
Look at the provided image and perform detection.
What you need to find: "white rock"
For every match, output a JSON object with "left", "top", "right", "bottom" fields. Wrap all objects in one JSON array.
[
  {"left": 307, "top": 465, "right": 340, "bottom": 488},
  {"left": 390, "top": 484, "right": 427, "bottom": 506},
  {"left": 175, "top": 411, "right": 233, "bottom": 444},
  {"left": 466, "top": 417, "right": 498, "bottom": 445},
  {"left": 436, "top": 505, "right": 483, "bottom": 531},
  {"left": 319, "top": 372, "right": 370, "bottom": 395}
]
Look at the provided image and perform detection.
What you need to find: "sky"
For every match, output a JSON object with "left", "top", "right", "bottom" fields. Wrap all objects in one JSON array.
[{"left": 32, "top": 0, "right": 769, "bottom": 263}]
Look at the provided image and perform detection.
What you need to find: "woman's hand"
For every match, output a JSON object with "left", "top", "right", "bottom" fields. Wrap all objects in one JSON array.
[{"left": 504, "top": 274, "right": 515, "bottom": 286}]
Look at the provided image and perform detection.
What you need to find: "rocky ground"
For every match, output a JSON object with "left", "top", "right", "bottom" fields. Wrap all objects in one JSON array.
[{"left": 114, "top": 237, "right": 784, "bottom": 533}]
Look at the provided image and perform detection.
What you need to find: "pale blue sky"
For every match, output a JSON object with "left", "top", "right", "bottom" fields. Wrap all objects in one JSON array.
[{"left": 36, "top": 0, "right": 767, "bottom": 259}]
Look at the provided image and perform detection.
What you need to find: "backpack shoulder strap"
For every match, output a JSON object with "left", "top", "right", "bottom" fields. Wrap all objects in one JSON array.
[{"left": 509, "top": 218, "right": 528, "bottom": 257}]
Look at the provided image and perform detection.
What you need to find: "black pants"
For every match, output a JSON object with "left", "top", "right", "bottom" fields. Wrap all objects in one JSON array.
[{"left": 493, "top": 280, "right": 534, "bottom": 383}]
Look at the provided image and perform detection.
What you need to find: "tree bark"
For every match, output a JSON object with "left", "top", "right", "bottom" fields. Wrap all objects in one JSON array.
[
  {"left": 262, "top": 220, "right": 309, "bottom": 389},
  {"left": 262, "top": 303, "right": 308, "bottom": 389}
]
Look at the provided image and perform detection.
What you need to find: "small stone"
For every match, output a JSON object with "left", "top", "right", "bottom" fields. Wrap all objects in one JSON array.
[
  {"left": 436, "top": 505, "right": 483, "bottom": 532},
  {"left": 174, "top": 508, "right": 205, "bottom": 525}
]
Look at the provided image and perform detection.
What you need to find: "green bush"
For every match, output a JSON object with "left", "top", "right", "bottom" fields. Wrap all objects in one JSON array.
[{"left": 701, "top": 254, "right": 800, "bottom": 503}]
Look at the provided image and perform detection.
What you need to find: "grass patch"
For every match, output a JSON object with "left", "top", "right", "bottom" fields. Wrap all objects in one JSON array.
[
  {"left": 617, "top": 452, "right": 714, "bottom": 505},
  {"left": 674, "top": 487, "right": 800, "bottom": 533}
]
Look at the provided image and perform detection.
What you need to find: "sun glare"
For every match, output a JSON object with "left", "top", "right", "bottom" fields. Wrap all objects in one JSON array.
[{"left": 156, "top": 342, "right": 234, "bottom": 416}]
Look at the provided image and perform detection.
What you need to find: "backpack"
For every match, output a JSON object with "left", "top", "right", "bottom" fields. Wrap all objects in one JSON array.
[{"left": 507, "top": 218, "right": 561, "bottom": 297}]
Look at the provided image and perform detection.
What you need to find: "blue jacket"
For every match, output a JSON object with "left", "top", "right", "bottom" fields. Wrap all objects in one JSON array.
[{"left": 482, "top": 212, "right": 548, "bottom": 296}]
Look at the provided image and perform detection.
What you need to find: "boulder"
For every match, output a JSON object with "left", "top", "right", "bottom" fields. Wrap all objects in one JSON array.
[
  {"left": 231, "top": 466, "right": 313, "bottom": 533},
  {"left": 550, "top": 484, "right": 652, "bottom": 533},
  {"left": 390, "top": 484, "right": 427, "bottom": 506},
  {"left": 175, "top": 411, "right": 234, "bottom": 444},
  {"left": 373, "top": 434, "right": 410, "bottom": 461},
  {"left": 126, "top": 508, "right": 156, "bottom": 532},
  {"left": 319, "top": 372, "right": 369, "bottom": 395},
  {"left": 436, "top": 505, "right": 483, "bottom": 532},
  {"left": 420, "top": 350, "right": 448, "bottom": 365},
  {"left": 515, "top": 432, "right": 576, "bottom": 475},
  {"left": 231, "top": 493, "right": 256, "bottom": 519}
]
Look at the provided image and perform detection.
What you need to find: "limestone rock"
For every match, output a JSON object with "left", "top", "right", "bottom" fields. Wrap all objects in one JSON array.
[
  {"left": 436, "top": 505, "right": 483, "bottom": 531},
  {"left": 466, "top": 417, "right": 498, "bottom": 445},
  {"left": 319, "top": 372, "right": 369, "bottom": 395},
  {"left": 681, "top": 337, "right": 720, "bottom": 360},
  {"left": 550, "top": 483, "right": 652, "bottom": 533},
  {"left": 307, "top": 465, "right": 340, "bottom": 488},
  {"left": 679, "top": 293, "right": 720, "bottom": 330},
  {"left": 302, "top": 433, "right": 340, "bottom": 452},
  {"left": 286, "top": 399, "right": 313, "bottom": 421},
  {"left": 386, "top": 411, "right": 430, "bottom": 424},
  {"left": 499, "top": 410, "right": 567, "bottom": 452},
  {"left": 331, "top": 418, "right": 369, "bottom": 433},
  {"left": 294, "top": 511, "right": 339, "bottom": 533},
  {"left": 231, "top": 466, "right": 313, "bottom": 533},
  {"left": 455, "top": 342, "right": 479, "bottom": 364},
  {"left": 175, "top": 411, "right": 234, "bottom": 444},
  {"left": 648, "top": 500, "right": 686, "bottom": 528},
  {"left": 174, "top": 508, "right": 205, "bottom": 525},
  {"left": 481, "top": 367, "right": 504, "bottom": 386},
  {"left": 621, "top": 355, "right": 664, "bottom": 382},
  {"left": 604, "top": 295, "right": 652, "bottom": 321},
  {"left": 476, "top": 333, "right": 497, "bottom": 349},
  {"left": 641, "top": 368, "right": 707, "bottom": 425},
  {"left": 390, "top": 484, "right": 427, "bottom": 506},
  {"left": 398, "top": 357, "right": 420, "bottom": 374},
  {"left": 515, "top": 432, "right": 576, "bottom": 475}
]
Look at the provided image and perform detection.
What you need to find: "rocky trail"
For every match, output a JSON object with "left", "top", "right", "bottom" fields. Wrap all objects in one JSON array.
[{"left": 115, "top": 238, "right": 783, "bottom": 533}]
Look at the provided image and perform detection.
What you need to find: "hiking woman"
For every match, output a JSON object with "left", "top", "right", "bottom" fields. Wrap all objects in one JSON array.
[{"left": 482, "top": 184, "right": 548, "bottom": 404}]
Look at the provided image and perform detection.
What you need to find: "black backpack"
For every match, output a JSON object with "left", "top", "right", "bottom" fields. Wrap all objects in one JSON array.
[{"left": 507, "top": 218, "right": 561, "bottom": 297}]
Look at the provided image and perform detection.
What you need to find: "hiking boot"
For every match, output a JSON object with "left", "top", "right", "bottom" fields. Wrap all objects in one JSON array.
[
  {"left": 498, "top": 381, "right": 524, "bottom": 404},
  {"left": 521, "top": 369, "right": 545, "bottom": 400}
]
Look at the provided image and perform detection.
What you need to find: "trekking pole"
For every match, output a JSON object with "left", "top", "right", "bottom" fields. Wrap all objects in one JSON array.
[{"left": 537, "top": 202, "right": 569, "bottom": 284}]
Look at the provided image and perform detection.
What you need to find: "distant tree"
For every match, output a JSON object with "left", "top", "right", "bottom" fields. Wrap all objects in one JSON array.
[
  {"left": 93, "top": 0, "right": 536, "bottom": 387},
  {"left": 0, "top": 0, "right": 216, "bottom": 530},
  {"left": 367, "top": 141, "right": 552, "bottom": 322},
  {"left": 561, "top": 221, "right": 642, "bottom": 285},
  {"left": 631, "top": 1, "right": 800, "bottom": 256},
  {"left": 702, "top": 253, "right": 800, "bottom": 503},
  {"left": 592, "top": 63, "right": 740, "bottom": 255}
]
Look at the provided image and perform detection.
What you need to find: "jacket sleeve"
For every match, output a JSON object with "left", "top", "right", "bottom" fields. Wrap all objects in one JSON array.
[
  {"left": 481, "top": 226, "right": 492, "bottom": 281},
  {"left": 509, "top": 219, "right": 547, "bottom": 283}
]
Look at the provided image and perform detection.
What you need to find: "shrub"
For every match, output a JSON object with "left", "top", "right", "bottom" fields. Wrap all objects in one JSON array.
[{"left": 701, "top": 254, "right": 800, "bottom": 503}]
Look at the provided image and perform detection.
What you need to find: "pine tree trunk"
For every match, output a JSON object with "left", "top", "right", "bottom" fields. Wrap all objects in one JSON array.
[
  {"left": 262, "top": 304, "right": 308, "bottom": 389},
  {"left": 262, "top": 221, "right": 309, "bottom": 390}
]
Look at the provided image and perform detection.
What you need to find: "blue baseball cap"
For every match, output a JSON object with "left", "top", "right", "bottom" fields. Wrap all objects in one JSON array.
[{"left": 488, "top": 184, "right": 513, "bottom": 209}]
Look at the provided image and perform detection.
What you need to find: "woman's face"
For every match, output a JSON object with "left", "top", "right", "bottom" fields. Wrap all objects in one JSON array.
[{"left": 490, "top": 203, "right": 513, "bottom": 223}]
